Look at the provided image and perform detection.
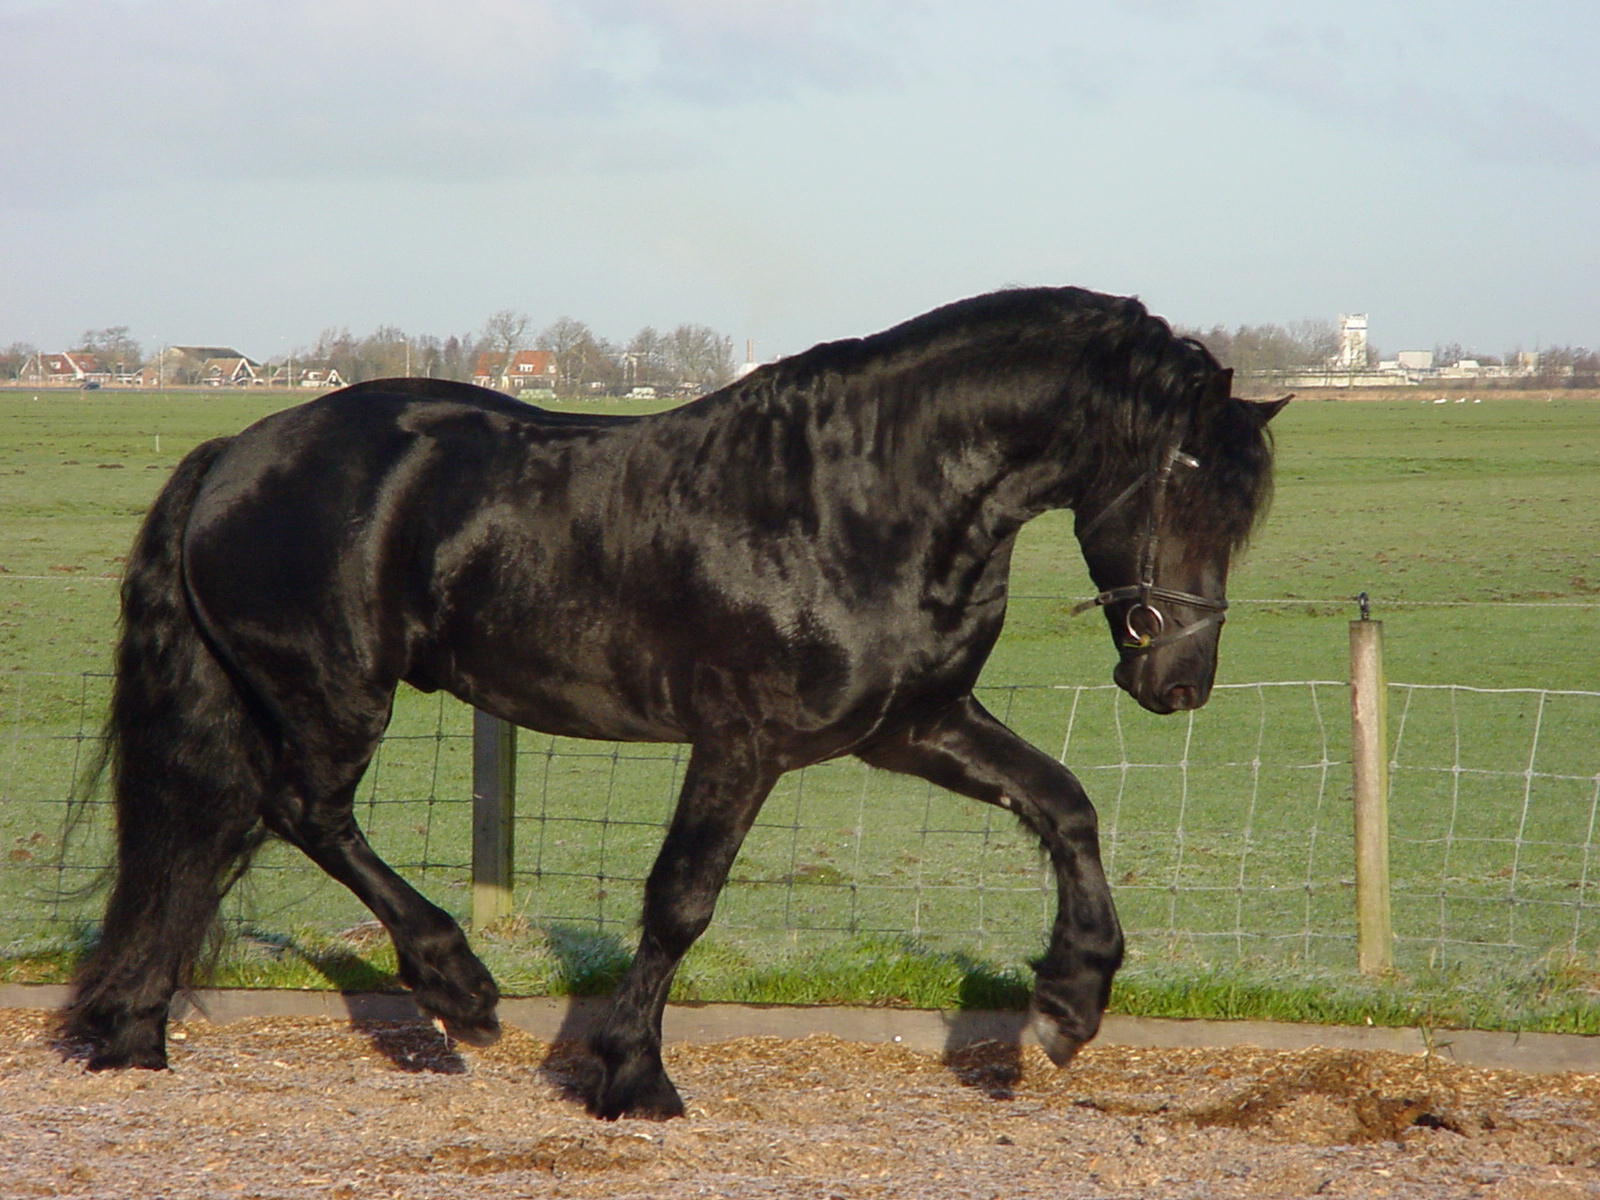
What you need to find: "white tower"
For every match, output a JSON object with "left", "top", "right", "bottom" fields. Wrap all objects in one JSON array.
[{"left": 1337, "top": 314, "right": 1369, "bottom": 369}]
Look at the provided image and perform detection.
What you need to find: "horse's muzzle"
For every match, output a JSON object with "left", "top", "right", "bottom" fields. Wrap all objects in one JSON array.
[{"left": 1114, "top": 657, "right": 1213, "bottom": 714}]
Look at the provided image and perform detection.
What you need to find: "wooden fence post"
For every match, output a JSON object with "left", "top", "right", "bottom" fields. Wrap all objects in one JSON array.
[
  {"left": 471, "top": 709, "right": 516, "bottom": 929},
  {"left": 1349, "top": 611, "right": 1394, "bottom": 974}
]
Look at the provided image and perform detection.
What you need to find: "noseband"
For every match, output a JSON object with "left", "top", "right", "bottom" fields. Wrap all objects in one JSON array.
[{"left": 1070, "top": 444, "right": 1228, "bottom": 655}]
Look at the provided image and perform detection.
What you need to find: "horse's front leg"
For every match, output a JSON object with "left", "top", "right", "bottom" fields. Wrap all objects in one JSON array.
[
  {"left": 859, "top": 694, "right": 1123, "bottom": 1066},
  {"left": 589, "top": 743, "right": 777, "bottom": 1120}
]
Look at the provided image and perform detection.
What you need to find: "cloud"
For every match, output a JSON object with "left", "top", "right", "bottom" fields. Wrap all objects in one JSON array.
[
  {"left": 578, "top": 0, "right": 889, "bottom": 103},
  {"left": 0, "top": 0, "right": 889, "bottom": 203},
  {"left": 1222, "top": 9, "right": 1600, "bottom": 170}
]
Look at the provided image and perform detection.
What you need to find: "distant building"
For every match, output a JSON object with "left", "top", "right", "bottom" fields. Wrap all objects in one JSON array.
[
  {"left": 472, "top": 349, "right": 557, "bottom": 392},
  {"left": 297, "top": 365, "right": 347, "bottom": 389},
  {"left": 734, "top": 339, "right": 762, "bottom": 379},
  {"left": 18, "top": 351, "right": 109, "bottom": 386},
  {"left": 152, "top": 346, "right": 263, "bottom": 386},
  {"left": 1270, "top": 313, "right": 1409, "bottom": 387},
  {"left": 1335, "top": 314, "right": 1369, "bottom": 369}
]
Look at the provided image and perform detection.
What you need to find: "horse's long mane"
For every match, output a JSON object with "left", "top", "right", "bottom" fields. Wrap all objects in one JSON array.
[{"left": 722, "top": 286, "right": 1275, "bottom": 549}]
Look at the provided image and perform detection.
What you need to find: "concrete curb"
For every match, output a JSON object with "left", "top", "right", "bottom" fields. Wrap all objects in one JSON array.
[{"left": 8, "top": 983, "right": 1596, "bottom": 1076}]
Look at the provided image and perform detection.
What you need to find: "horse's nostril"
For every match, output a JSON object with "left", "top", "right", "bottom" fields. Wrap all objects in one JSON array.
[{"left": 1164, "top": 684, "right": 1201, "bottom": 711}]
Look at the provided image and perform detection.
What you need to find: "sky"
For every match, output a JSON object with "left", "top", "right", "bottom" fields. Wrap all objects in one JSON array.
[{"left": 4, "top": 0, "right": 1597, "bottom": 364}]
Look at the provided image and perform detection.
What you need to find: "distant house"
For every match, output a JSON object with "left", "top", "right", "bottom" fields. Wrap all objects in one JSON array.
[
  {"left": 19, "top": 351, "right": 109, "bottom": 386},
  {"left": 199, "top": 355, "right": 264, "bottom": 386},
  {"left": 297, "top": 366, "right": 347, "bottom": 389},
  {"left": 472, "top": 349, "right": 557, "bottom": 392},
  {"left": 152, "top": 345, "right": 263, "bottom": 386}
]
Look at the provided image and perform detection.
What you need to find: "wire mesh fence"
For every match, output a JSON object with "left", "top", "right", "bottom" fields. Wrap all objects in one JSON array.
[
  {"left": 1387, "top": 684, "right": 1600, "bottom": 969},
  {"left": 4, "top": 668, "right": 1597, "bottom": 980}
]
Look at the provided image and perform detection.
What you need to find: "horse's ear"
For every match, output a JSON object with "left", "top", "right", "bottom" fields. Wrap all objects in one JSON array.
[
  {"left": 1248, "top": 394, "right": 1292, "bottom": 425},
  {"left": 1208, "top": 367, "right": 1234, "bottom": 401}
]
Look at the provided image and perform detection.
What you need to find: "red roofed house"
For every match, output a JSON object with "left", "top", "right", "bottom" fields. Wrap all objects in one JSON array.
[
  {"left": 19, "top": 351, "right": 109, "bottom": 386},
  {"left": 472, "top": 349, "right": 557, "bottom": 392}
]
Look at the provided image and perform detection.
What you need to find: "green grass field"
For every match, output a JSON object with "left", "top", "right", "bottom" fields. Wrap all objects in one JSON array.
[{"left": 3, "top": 387, "right": 1598, "bottom": 1032}]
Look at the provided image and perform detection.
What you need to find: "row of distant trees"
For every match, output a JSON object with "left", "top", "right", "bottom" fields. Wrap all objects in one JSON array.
[
  {"left": 1176, "top": 320, "right": 1342, "bottom": 372},
  {"left": 474, "top": 310, "right": 736, "bottom": 394},
  {"left": 0, "top": 312, "right": 740, "bottom": 395},
  {"left": 1176, "top": 319, "right": 1599, "bottom": 384},
  {"left": 5, "top": 315, "right": 1596, "bottom": 391}
]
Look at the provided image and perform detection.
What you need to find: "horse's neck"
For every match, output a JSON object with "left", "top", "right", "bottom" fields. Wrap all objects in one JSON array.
[{"left": 860, "top": 364, "right": 1070, "bottom": 522}]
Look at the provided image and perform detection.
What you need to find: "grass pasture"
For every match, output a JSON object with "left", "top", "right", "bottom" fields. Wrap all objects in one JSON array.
[{"left": 2, "top": 386, "right": 1598, "bottom": 1032}]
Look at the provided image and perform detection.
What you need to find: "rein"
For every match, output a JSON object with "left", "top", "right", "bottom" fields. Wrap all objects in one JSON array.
[{"left": 1070, "top": 443, "right": 1228, "bottom": 655}]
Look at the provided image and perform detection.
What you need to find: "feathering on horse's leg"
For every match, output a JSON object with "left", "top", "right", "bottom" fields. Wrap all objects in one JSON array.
[{"left": 857, "top": 694, "right": 1123, "bottom": 1066}]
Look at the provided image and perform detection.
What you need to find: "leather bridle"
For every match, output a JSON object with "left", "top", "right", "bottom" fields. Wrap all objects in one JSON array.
[{"left": 1070, "top": 443, "right": 1228, "bottom": 655}]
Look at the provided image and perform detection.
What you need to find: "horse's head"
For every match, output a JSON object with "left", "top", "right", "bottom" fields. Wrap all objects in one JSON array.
[{"left": 1073, "top": 371, "right": 1286, "bottom": 715}]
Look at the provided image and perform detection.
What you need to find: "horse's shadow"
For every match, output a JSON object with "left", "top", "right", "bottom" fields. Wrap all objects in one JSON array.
[
  {"left": 174, "top": 929, "right": 1038, "bottom": 1096},
  {"left": 529, "top": 925, "right": 631, "bottom": 1106},
  {"left": 236, "top": 931, "right": 471, "bottom": 1075},
  {"left": 157, "top": 923, "right": 621, "bottom": 1085},
  {"left": 524, "top": 936, "right": 1041, "bottom": 1105},
  {"left": 529, "top": 936, "right": 1039, "bottom": 1106},
  {"left": 941, "top": 968, "right": 1031, "bottom": 1100}
]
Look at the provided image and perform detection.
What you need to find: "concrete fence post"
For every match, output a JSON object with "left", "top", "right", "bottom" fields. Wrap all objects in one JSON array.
[
  {"left": 1349, "top": 614, "right": 1394, "bottom": 974},
  {"left": 471, "top": 709, "right": 517, "bottom": 928}
]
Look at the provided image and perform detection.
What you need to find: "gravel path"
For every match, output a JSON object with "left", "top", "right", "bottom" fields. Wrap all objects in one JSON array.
[{"left": 4, "top": 1008, "right": 1598, "bottom": 1198}]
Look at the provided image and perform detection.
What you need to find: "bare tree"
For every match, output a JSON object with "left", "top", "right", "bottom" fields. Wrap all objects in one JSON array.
[
  {"left": 1286, "top": 319, "right": 1340, "bottom": 364},
  {"left": 437, "top": 333, "right": 475, "bottom": 381},
  {"left": 624, "top": 327, "right": 669, "bottom": 390},
  {"left": 1178, "top": 321, "right": 1339, "bottom": 373},
  {"left": 308, "top": 326, "right": 362, "bottom": 383},
  {"left": 480, "top": 309, "right": 532, "bottom": 390},
  {"left": 364, "top": 325, "right": 412, "bottom": 379},
  {"left": 538, "top": 316, "right": 598, "bottom": 393},
  {"left": 2, "top": 341, "right": 38, "bottom": 381},
  {"left": 79, "top": 326, "right": 145, "bottom": 374},
  {"left": 664, "top": 324, "right": 735, "bottom": 392}
]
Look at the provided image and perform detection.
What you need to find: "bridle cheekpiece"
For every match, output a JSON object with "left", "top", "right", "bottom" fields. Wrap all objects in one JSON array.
[{"left": 1070, "top": 443, "right": 1228, "bottom": 655}]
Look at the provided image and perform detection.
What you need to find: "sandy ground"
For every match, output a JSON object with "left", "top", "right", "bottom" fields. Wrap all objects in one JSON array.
[{"left": 3, "top": 1008, "right": 1598, "bottom": 1199}]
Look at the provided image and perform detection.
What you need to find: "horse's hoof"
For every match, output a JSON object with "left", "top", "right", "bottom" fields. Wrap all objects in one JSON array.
[
  {"left": 1029, "top": 1009, "right": 1085, "bottom": 1067},
  {"left": 589, "top": 1070, "right": 686, "bottom": 1121},
  {"left": 593, "top": 1093, "right": 685, "bottom": 1121},
  {"left": 86, "top": 1047, "right": 169, "bottom": 1072},
  {"left": 439, "top": 1012, "right": 502, "bottom": 1048}
]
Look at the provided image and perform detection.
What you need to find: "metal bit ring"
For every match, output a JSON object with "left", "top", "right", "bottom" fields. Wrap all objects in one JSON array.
[{"left": 1123, "top": 602, "right": 1165, "bottom": 647}]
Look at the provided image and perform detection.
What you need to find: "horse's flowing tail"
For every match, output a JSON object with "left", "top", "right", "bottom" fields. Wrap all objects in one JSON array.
[{"left": 66, "top": 436, "right": 273, "bottom": 1068}]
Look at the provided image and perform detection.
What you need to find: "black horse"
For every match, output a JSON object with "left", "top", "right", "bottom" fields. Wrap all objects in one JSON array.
[{"left": 66, "top": 287, "right": 1283, "bottom": 1118}]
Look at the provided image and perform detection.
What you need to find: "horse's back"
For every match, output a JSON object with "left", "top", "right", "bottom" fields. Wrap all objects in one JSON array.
[
  {"left": 179, "top": 384, "right": 575, "bottom": 664},
  {"left": 199, "top": 378, "right": 638, "bottom": 504},
  {"left": 175, "top": 378, "right": 692, "bottom": 738},
  {"left": 342, "top": 377, "right": 648, "bottom": 422}
]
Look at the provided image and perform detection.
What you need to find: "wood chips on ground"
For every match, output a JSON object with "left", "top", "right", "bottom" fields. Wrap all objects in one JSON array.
[{"left": 2, "top": 1007, "right": 1598, "bottom": 1199}]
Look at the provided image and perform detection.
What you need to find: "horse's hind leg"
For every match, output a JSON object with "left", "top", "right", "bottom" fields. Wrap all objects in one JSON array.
[
  {"left": 68, "top": 797, "right": 262, "bottom": 1070},
  {"left": 270, "top": 749, "right": 501, "bottom": 1047},
  {"left": 588, "top": 743, "right": 777, "bottom": 1119}
]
